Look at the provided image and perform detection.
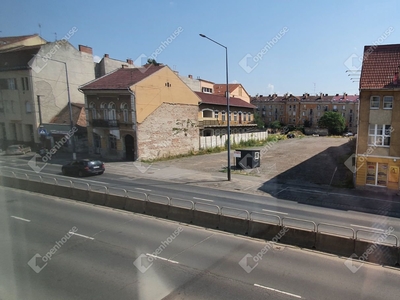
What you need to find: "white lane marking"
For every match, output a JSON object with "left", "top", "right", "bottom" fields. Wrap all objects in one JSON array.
[
  {"left": 11, "top": 216, "right": 31, "bottom": 222},
  {"left": 262, "top": 209, "right": 288, "bottom": 215},
  {"left": 350, "top": 224, "right": 384, "bottom": 232},
  {"left": 193, "top": 197, "right": 214, "bottom": 202},
  {"left": 254, "top": 284, "right": 302, "bottom": 298},
  {"left": 68, "top": 232, "right": 95, "bottom": 240},
  {"left": 135, "top": 188, "right": 152, "bottom": 192},
  {"left": 145, "top": 253, "right": 179, "bottom": 264}
]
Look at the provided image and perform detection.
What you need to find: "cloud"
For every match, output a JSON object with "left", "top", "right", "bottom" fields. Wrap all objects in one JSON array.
[{"left": 93, "top": 55, "right": 101, "bottom": 63}]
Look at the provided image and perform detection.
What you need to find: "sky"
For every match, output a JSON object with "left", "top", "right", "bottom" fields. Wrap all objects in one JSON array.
[{"left": 1, "top": 0, "right": 400, "bottom": 97}]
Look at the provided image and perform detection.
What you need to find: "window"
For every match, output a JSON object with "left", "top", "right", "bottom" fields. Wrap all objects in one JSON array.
[
  {"left": 100, "top": 103, "right": 107, "bottom": 120},
  {"left": 221, "top": 112, "right": 226, "bottom": 122},
  {"left": 383, "top": 96, "right": 393, "bottom": 109},
  {"left": 293, "top": 111, "right": 296, "bottom": 116},
  {"left": 289, "top": 105, "right": 292, "bottom": 111},
  {"left": 109, "top": 134, "right": 117, "bottom": 150},
  {"left": 342, "top": 105, "right": 346, "bottom": 110},
  {"left": 243, "top": 113, "right": 247, "bottom": 122},
  {"left": 0, "top": 78, "right": 17, "bottom": 90},
  {"left": 333, "top": 105, "right": 337, "bottom": 112},
  {"left": 89, "top": 102, "right": 97, "bottom": 120},
  {"left": 302, "top": 112, "right": 305, "bottom": 116},
  {"left": 214, "top": 110, "right": 219, "bottom": 119},
  {"left": 108, "top": 102, "right": 116, "bottom": 120},
  {"left": 121, "top": 103, "right": 129, "bottom": 122},
  {"left": 202, "top": 87, "right": 213, "bottom": 94},
  {"left": 350, "top": 109, "right": 353, "bottom": 113},
  {"left": 370, "top": 96, "right": 380, "bottom": 109},
  {"left": 342, "top": 112, "right": 345, "bottom": 117},
  {"left": 368, "top": 124, "right": 392, "bottom": 147},
  {"left": 317, "top": 105, "right": 320, "bottom": 110},
  {"left": 234, "top": 112, "right": 238, "bottom": 121},
  {"left": 366, "top": 162, "right": 388, "bottom": 187},
  {"left": 25, "top": 101, "right": 32, "bottom": 113},
  {"left": 21, "top": 77, "right": 29, "bottom": 90},
  {"left": 202, "top": 109, "right": 213, "bottom": 118},
  {"left": 268, "top": 111, "right": 272, "bottom": 116}
]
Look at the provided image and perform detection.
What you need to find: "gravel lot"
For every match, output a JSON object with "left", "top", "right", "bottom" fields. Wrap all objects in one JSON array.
[{"left": 155, "top": 136, "right": 355, "bottom": 188}]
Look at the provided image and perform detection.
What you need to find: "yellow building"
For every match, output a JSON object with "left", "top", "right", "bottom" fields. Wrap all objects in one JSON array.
[
  {"left": 214, "top": 83, "right": 251, "bottom": 103},
  {"left": 356, "top": 44, "right": 400, "bottom": 190},
  {"left": 80, "top": 65, "right": 200, "bottom": 160}
]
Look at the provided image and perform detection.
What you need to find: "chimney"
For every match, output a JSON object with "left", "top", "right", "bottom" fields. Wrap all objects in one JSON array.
[
  {"left": 121, "top": 64, "right": 128, "bottom": 69},
  {"left": 78, "top": 45, "right": 93, "bottom": 55},
  {"left": 126, "top": 58, "right": 133, "bottom": 65},
  {"left": 335, "top": 93, "right": 339, "bottom": 96},
  {"left": 394, "top": 72, "right": 399, "bottom": 85},
  {"left": 188, "top": 74, "right": 193, "bottom": 79},
  {"left": 104, "top": 54, "right": 109, "bottom": 58}
]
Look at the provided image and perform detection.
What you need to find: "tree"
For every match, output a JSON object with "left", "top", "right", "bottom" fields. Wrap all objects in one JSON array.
[
  {"left": 270, "top": 120, "right": 282, "bottom": 130},
  {"left": 146, "top": 58, "right": 160, "bottom": 66},
  {"left": 318, "top": 112, "right": 346, "bottom": 135},
  {"left": 253, "top": 113, "right": 265, "bottom": 129}
]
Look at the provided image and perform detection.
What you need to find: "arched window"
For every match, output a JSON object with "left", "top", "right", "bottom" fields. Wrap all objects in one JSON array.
[
  {"left": 108, "top": 102, "right": 116, "bottom": 120},
  {"left": 100, "top": 102, "right": 108, "bottom": 120},
  {"left": 202, "top": 109, "right": 213, "bottom": 118},
  {"left": 121, "top": 103, "right": 129, "bottom": 123},
  {"left": 89, "top": 102, "right": 96, "bottom": 120}
]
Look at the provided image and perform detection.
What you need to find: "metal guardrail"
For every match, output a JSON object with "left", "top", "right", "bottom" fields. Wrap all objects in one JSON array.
[{"left": 0, "top": 169, "right": 398, "bottom": 247}]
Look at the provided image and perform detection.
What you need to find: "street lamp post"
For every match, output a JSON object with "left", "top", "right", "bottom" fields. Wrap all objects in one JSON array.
[
  {"left": 35, "top": 56, "right": 76, "bottom": 160},
  {"left": 199, "top": 34, "right": 231, "bottom": 181}
]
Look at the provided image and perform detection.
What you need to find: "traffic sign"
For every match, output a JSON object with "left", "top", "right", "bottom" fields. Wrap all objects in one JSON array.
[{"left": 38, "top": 128, "right": 47, "bottom": 135}]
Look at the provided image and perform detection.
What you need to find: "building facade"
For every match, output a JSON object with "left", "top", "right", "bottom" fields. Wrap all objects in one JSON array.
[
  {"left": 355, "top": 44, "right": 400, "bottom": 190},
  {"left": 0, "top": 34, "right": 95, "bottom": 149},
  {"left": 80, "top": 65, "right": 200, "bottom": 160},
  {"left": 196, "top": 92, "right": 257, "bottom": 136},
  {"left": 251, "top": 93, "right": 359, "bottom": 133}
]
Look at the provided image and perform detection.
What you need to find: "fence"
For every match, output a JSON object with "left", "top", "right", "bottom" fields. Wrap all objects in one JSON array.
[
  {"left": 1, "top": 169, "right": 399, "bottom": 266},
  {"left": 200, "top": 131, "right": 268, "bottom": 149}
]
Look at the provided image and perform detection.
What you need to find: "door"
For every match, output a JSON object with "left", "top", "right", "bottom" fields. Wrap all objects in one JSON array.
[{"left": 125, "top": 134, "right": 135, "bottom": 161}]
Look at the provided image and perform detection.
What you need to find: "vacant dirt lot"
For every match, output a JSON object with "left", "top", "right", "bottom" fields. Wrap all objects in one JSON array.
[{"left": 155, "top": 136, "right": 355, "bottom": 188}]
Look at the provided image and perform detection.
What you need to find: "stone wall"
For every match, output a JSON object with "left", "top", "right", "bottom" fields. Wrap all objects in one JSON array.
[{"left": 137, "top": 103, "right": 199, "bottom": 160}]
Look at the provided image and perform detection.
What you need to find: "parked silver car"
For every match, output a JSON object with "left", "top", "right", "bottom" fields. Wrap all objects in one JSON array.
[{"left": 6, "top": 144, "right": 31, "bottom": 155}]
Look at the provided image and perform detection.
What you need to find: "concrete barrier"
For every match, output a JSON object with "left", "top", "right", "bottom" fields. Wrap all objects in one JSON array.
[
  {"left": 279, "top": 227, "right": 316, "bottom": 249},
  {"left": 145, "top": 201, "right": 169, "bottom": 218},
  {"left": 316, "top": 233, "right": 355, "bottom": 257},
  {"left": 1, "top": 175, "right": 400, "bottom": 268},
  {"left": 219, "top": 215, "right": 249, "bottom": 235},
  {"left": 168, "top": 206, "right": 194, "bottom": 223},
  {"left": 125, "top": 197, "right": 146, "bottom": 213},
  {"left": 105, "top": 194, "right": 127, "bottom": 210},
  {"left": 71, "top": 189, "right": 89, "bottom": 202},
  {"left": 354, "top": 240, "right": 399, "bottom": 266},
  {"left": 248, "top": 221, "right": 283, "bottom": 240},
  {"left": 87, "top": 190, "right": 107, "bottom": 206},
  {"left": 25, "top": 180, "right": 42, "bottom": 193},
  {"left": 52, "top": 185, "right": 73, "bottom": 199},
  {"left": 192, "top": 210, "right": 220, "bottom": 229}
]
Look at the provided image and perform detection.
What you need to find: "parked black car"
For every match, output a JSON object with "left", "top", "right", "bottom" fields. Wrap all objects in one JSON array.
[{"left": 61, "top": 159, "right": 105, "bottom": 177}]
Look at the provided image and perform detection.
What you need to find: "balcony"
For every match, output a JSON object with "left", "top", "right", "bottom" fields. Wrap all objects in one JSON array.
[
  {"left": 91, "top": 119, "right": 119, "bottom": 128},
  {"left": 198, "top": 120, "right": 257, "bottom": 127}
]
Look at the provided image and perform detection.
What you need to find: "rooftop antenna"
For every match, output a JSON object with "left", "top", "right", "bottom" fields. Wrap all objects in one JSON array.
[
  {"left": 38, "top": 24, "right": 41, "bottom": 36},
  {"left": 313, "top": 82, "right": 316, "bottom": 94},
  {"left": 53, "top": 32, "right": 57, "bottom": 41}
]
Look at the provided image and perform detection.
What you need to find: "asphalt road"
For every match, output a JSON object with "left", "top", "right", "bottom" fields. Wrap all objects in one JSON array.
[
  {"left": 1, "top": 187, "right": 399, "bottom": 300},
  {"left": 0, "top": 157, "right": 399, "bottom": 241}
]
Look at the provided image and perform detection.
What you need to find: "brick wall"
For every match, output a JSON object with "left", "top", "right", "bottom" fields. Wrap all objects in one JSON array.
[{"left": 137, "top": 103, "right": 199, "bottom": 159}]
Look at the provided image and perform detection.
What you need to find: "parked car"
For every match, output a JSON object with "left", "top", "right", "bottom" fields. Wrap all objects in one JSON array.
[
  {"left": 343, "top": 132, "right": 354, "bottom": 137},
  {"left": 6, "top": 144, "right": 31, "bottom": 155},
  {"left": 287, "top": 133, "right": 295, "bottom": 138},
  {"left": 61, "top": 159, "right": 105, "bottom": 177}
]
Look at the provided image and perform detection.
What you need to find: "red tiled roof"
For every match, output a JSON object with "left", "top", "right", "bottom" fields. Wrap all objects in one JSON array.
[
  {"left": 213, "top": 83, "right": 240, "bottom": 95},
  {"left": 331, "top": 95, "right": 359, "bottom": 102},
  {"left": 196, "top": 92, "right": 256, "bottom": 108},
  {"left": 80, "top": 65, "right": 165, "bottom": 90},
  {"left": 0, "top": 34, "right": 40, "bottom": 49},
  {"left": 360, "top": 44, "right": 400, "bottom": 89}
]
